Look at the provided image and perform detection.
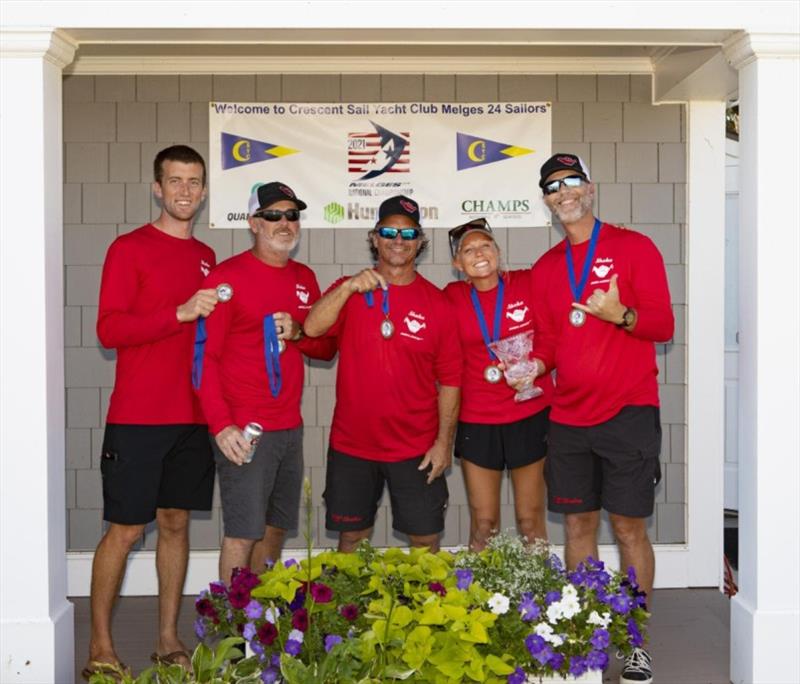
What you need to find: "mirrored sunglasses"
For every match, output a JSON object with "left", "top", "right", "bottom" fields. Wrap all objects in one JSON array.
[
  {"left": 542, "top": 175, "right": 585, "bottom": 196},
  {"left": 254, "top": 208, "right": 301, "bottom": 222},
  {"left": 377, "top": 226, "right": 421, "bottom": 240}
]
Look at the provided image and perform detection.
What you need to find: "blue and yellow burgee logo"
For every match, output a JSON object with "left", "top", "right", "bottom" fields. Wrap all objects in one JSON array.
[
  {"left": 456, "top": 133, "right": 533, "bottom": 171},
  {"left": 221, "top": 132, "right": 298, "bottom": 170}
]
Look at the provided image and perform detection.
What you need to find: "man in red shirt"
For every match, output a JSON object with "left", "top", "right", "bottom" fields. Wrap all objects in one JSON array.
[
  {"left": 86, "top": 146, "right": 218, "bottom": 677},
  {"left": 195, "top": 182, "right": 336, "bottom": 584},
  {"left": 304, "top": 196, "right": 461, "bottom": 553},
  {"left": 531, "top": 153, "right": 674, "bottom": 684}
]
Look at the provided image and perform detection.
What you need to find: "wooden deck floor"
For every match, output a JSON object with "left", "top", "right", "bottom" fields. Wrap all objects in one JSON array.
[{"left": 72, "top": 588, "right": 731, "bottom": 683}]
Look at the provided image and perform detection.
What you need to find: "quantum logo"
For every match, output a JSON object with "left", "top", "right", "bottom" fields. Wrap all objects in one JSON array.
[
  {"left": 220, "top": 132, "right": 298, "bottom": 170},
  {"left": 456, "top": 133, "right": 533, "bottom": 171},
  {"left": 348, "top": 122, "right": 410, "bottom": 180},
  {"left": 323, "top": 202, "right": 345, "bottom": 225}
]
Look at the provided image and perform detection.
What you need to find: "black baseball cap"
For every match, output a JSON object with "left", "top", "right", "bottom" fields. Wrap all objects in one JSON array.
[
  {"left": 538, "top": 153, "right": 592, "bottom": 188},
  {"left": 376, "top": 195, "right": 420, "bottom": 225},
  {"left": 248, "top": 181, "right": 307, "bottom": 215}
]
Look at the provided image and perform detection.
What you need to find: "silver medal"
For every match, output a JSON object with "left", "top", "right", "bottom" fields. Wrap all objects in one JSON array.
[
  {"left": 380, "top": 319, "right": 395, "bottom": 339},
  {"left": 216, "top": 283, "right": 233, "bottom": 302},
  {"left": 569, "top": 309, "right": 586, "bottom": 327},
  {"left": 484, "top": 365, "right": 503, "bottom": 384}
]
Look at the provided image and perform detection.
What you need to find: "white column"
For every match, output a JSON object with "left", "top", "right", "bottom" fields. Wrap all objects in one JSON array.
[
  {"left": 685, "top": 100, "right": 726, "bottom": 587},
  {"left": 0, "top": 29, "right": 77, "bottom": 684},
  {"left": 724, "top": 31, "right": 800, "bottom": 684}
]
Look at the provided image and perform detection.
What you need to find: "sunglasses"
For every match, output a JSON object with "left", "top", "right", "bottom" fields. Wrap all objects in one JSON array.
[
  {"left": 448, "top": 218, "right": 492, "bottom": 257},
  {"left": 542, "top": 175, "right": 585, "bottom": 196},
  {"left": 254, "top": 208, "right": 301, "bottom": 222},
  {"left": 377, "top": 226, "right": 421, "bottom": 240}
]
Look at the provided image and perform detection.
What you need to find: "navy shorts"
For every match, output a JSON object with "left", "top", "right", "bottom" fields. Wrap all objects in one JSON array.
[
  {"left": 545, "top": 406, "right": 662, "bottom": 518},
  {"left": 101, "top": 424, "right": 215, "bottom": 525},
  {"left": 324, "top": 447, "right": 448, "bottom": 536}
]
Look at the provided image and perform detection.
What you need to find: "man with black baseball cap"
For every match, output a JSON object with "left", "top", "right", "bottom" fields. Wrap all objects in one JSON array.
[
  {"left": 531, "top": 153, "right": 674, "bottom": 684},
  {"left": 195, "top": 180, "right": 335, "bottom": 584},
  {"left": 304, "top": 195, "right": 461, "bottom": 553}
]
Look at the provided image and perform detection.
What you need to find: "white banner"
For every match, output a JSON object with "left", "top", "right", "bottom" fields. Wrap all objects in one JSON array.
[{"left": 209, "top": 101, "right": 551, "bottom": 229}]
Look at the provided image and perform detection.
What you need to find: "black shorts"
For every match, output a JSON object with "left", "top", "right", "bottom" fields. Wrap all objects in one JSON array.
[
  {"left": 454, "top": 408, "right": 549, "bottom": 471},
  {"left": 545, "top": 406, "right": 662, "bottom": 518},
  {"left": 101, "top": 424, "right": 215, "bottom": 525},
  {"left": 323, "top": 447, "right": 448, "bottom": 536}
]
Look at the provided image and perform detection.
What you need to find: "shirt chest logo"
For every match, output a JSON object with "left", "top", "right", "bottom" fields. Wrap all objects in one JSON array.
[
  {"left": 200, "top": 259, "right": 211, "bottom": 276},
  {"left": 296, "top": 284, "right": 310, "bottom": 305},
  {"left": 592, "top": 258, "right": 613, "bottom": 279},
  {"left": 401, "top": 310, "right": 427, "bottom": 340},
  {"left": 505, "top": 301, "right": 529, "bottom": 323}
]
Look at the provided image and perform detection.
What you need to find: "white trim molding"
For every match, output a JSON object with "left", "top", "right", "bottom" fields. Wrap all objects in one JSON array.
[
  {"left": 723, "top": 31, "right": 800, "bottom": 70},
  {"left": 0, "top": 28, "right": 77, "bottom": 67}
]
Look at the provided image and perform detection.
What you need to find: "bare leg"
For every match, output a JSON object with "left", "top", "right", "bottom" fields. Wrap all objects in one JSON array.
[
  {"left": 460, "top": 460, "right": 503, "bottom": 551},
  {"left": 219, "top": 536, "right": 257, "bottom": 585},
  {"left": 154, "top": 508, "right": 191, "bottom": 664},
  {"left": 250, "top": 525, "right": 288, "bottom": 572},
  {"left": 563, "top": 510, "right": 601, "bottom": 570},
  {"left": 87, "top": 522, "right": 145, "bottom": 667},
  {"left": 408, "top": 533, "right": 440, "bottom": 552},
  {"left": 338, "top": 528, "right": 373, "bottom": 553},
  {"left": 610, "top": 513, "right": 655, "bottom": 605},
  {"left": 510, "top": 459, "right": 548, "bottom": 543}
]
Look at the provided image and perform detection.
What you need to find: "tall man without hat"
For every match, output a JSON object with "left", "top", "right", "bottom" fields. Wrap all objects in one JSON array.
[
  {"left": 304, "top": 195, "right": 462, "bottom": 553},
  {"left": 530, "top": 153, "right": 674, "bottom": 684},
  {"left": 195, "top": 182, "right": 336, "bottom": 584},
  {"left": 87, "top": 145, "right": 218, "bottom": 677}
]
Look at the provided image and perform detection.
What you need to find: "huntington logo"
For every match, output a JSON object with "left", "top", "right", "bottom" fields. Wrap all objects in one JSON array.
[{"left": 323, "top": 202, "right": 345, "bottom": 225}]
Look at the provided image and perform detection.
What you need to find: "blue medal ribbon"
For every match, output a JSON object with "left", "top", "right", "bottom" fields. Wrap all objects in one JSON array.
[
  {"left": 470, "top": 277, "right": 505, "bottom": 361},
  {"left": 565, "top": 218, "right": 602, "bottom": 305},
  {"left": 364, "top": 287, "right": 390, "bottom": 316},
  {"left": 263, "top": 314, "right": 282, "bottom": 398},
  {"left": 191, "top": 319, "right": 207, "bottom": 390}
]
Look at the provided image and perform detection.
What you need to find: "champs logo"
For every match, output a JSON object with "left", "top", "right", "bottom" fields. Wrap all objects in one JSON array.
[
  {"left": 348, "top": 121, "right": 410, "bottom": 180},
  {"left": 220, "top": 132, "right": 298, "bottom": 170}
]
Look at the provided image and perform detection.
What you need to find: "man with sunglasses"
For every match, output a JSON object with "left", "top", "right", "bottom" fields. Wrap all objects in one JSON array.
[
  {"left": 195, "top": 182, "right": 336, "bottom": 584},
  {"left": 304, "top": 195, "right": 461, "bottom": 553},
  {"left": 531, "top": 154, "right": 674, "bottom": 684}
]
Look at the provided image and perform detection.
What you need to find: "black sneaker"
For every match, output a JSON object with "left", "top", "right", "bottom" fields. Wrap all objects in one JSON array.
[{"left": 619, "top": 647, "right": 653, "bottom": 684}]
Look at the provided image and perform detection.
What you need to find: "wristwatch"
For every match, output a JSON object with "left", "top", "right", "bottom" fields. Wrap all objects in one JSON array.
[{"left": 617, "top": 308, "right": 635, "bottom": 328}]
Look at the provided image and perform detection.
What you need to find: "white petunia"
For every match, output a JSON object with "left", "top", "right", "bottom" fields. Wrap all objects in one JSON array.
[
  {"left": 487, "top": 592, "right": 510, "bottom": 615},
  {"left": 587, "top": 610, "right": 612, "bottom": 628},
  {"left": 546, "top": 601, "right": 564, "bottom": 623},
  {"left": 560, "top": 596, "right": 582, "bottom": 619},
  {"left": 264, "top": 607, "right": 281, "bottom": 623},
  {"left": 288, "top": 628, "right": 304, "bottom": 643},
  {"left": 562, "top": 584, "right": 578, "bottom": 600},
  {"left": 535, "top": 622, "right": 555, "bottom": 638}
]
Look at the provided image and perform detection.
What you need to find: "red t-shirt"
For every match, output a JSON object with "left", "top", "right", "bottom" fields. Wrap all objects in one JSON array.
[
  {"left": 197, "top": 251, "right": 336, "bottom": 435},
  {"left": 97, "top": 223, "right": 215, "bottom": 424},
  {"left": 444, "top": 269, "right": 553, "bottom": 424},
  {"left": 531, "top": 223, "right": 674, "bottom": 426},
  {"left": 325, "top": 274, "right": 462, "bottom": 462}
]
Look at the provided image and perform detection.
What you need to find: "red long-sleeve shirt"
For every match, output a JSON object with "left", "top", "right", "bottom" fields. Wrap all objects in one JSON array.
[
  {"left": 196, "top": 251, "right": 336, "bottom": 435},
  {"left": 97, "top": 223, "right": 215, "bottom": 424},
  {"left": 443, "top": 270, "right": 552, "bottom": 424},
  {"left": 324, "top": 274, "right": 462, "bottom": 462},
  {"left": 531, "top": 223, "right": 674, "bottom": 426}
]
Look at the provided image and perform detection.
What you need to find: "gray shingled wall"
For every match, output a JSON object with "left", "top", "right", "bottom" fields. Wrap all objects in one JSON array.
[{"left": 63, "top": 73, "right": 687, "bottom": 552}]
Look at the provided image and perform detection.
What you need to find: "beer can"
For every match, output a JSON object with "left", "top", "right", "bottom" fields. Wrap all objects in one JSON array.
[{"left": 242, "top": 422, "right": 263, "bottom": 464}]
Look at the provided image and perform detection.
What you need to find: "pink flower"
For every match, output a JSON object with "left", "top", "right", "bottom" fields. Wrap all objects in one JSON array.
[
  {"left": 231, "top": 567, "right": 260, "bottom": 591},
  {"left": 428, "top": 582, "right": 447, "bottom": 597},
  {"left": 228, "top": 584, "right": 251, "bottom": 609},
  {"left": 195, "top": 598, "right": 217, "bottom": 619},
  {"left": 310, "top": 582, "right": 333, "bottom": 603},
  {"left": 291, "top": 608, "right": 309, "bottom": 632},
  {"left": 339, "top": 604, "right": 359, "bottom": 621},
  {"left": 258, "top": 621, "right": 278, "bottom": 645}
]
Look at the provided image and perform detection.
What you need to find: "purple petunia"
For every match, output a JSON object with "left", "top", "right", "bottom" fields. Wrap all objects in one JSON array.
[
  {"left": 546, "top": 554, "right": 564, "bottom": 572},
  {"left": 243, "top": 622, "right": 257, "bottom": 642},
  {"left": 544, "top": 590, "right": 561, "bottom": 606},
  {"left": 534, "top": 645, "right": 554, "bottom": 666},
  {"left": 569, "top": 655, "right": 588, "bottom": 677},
  {"left": 324, "top": 634, "right": 343, "bottom": 653},
  {"left": 260, "top": 668, "right": 279, "bottom": 683},
  {"left": 244, "top": 599, "right": 263, "bottom": 620},
  {"left": 193, "top": 617, "right": 206, "bottom": 640},
  {"left": 627, "top": 618, "right": 645, "bottom": 647},
  {"left": 548, "top": 652, "right": 565, "bottom": 670},
  {"left": 507, "top": 667, "right": 526, "bottom": 684},
  {"left": 518, "top": 593, "right": 540, "bottom": 622},
  {"left": 284, "top": 558, "right": 298, "bottom": 568},
  {"left": 455, "top": 569, "right": 474, "bottom": 590},
  {"left": 285, "top": 639, "right": 302, "bottom": 656},
  {"left": 289, "top": 588, "right": 306, "bottom": 612},
  {"left": 590, "top": 628, "right": 610, "bottom": 650},
  {"left": 586, "top": 649, "right": 609, "bottom": 670},
  {"left": 627, "top": 565, "right": 639, "bottom": 587},
  {"left": 610, "top": 593, "right": 633, "bottom": 615},
  {"left": 525, "top": 633, "right": 546, "bottom": 656}
]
